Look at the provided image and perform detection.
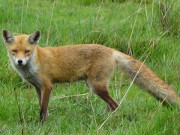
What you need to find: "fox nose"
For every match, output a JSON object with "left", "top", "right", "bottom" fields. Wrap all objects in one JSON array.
[{"left": 18, "top": 60, "right": 23, "bottom": 64}]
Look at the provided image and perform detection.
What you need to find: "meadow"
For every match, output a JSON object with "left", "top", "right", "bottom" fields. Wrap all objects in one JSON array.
[{"left": 0, "top": 0, "right": 180, "bottom": 134}]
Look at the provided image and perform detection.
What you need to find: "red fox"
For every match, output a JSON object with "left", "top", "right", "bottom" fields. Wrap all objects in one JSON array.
[{"left": 2, "top": 30, "right": 180, "bottom": 121}]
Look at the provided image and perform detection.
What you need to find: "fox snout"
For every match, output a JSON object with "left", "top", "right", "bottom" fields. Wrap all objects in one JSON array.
[
  {"left": 13, "top": 57, "right": 28, "bottom": 66},
  {"left": 8, "top": 54, "right": 31, "bottom": 66},
  {"left": 18, "top": 59, "right": 23, "bottom": 64},
  {"left": 16, "top": 59, "right": 26, "bottom": 66}
]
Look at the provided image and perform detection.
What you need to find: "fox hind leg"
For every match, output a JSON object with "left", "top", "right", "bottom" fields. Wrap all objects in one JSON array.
[
  {"left": 86, "top": 80, "right": 118, "bottom": 111},
  {"left": 86, "top": 58, "right": 118, "bottom": 111}
]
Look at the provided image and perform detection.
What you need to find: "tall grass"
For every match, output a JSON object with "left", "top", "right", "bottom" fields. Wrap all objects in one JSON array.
[
  {"left": 158, "top": 0, "right": 180, "bottom": 37},
  {"left": 0, "top": 0, "right": 180, "bottom": 134}
]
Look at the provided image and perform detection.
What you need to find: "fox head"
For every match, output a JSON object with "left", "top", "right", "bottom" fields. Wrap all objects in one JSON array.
[{"left": 2, "top": 30, "right": 40, "bottom": 66}]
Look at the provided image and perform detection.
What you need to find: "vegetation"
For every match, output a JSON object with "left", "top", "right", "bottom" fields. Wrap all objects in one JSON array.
[{"left": 0, "top": 0, "right": 180, "bottom": 134}]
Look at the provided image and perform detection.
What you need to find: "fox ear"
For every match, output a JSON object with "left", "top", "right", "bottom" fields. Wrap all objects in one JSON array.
[
  {"left": 29, "top": 31, "right": 41, "bottom": 44},
  {"left": 2, "top": 29, "right": 14, "bottom": 44}
]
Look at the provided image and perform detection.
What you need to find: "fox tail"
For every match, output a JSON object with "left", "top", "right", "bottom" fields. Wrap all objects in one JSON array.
[{"left": 113, "top": 51, "right": 180, "bottom": 108}]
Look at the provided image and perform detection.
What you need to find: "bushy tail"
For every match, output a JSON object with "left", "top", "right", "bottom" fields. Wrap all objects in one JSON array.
[{"left": 113, "top": 51, "right": 180, "bottom": 108}]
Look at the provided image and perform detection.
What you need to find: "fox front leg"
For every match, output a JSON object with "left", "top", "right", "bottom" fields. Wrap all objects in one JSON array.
[
  {"left": 35, "top": 86, "right": 42, "bottom": 106},
  {"left": 39, "top": 83, "right": 52, "bottom": 122}
]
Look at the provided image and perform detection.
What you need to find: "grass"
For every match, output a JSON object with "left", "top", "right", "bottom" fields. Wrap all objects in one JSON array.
[{"left": 0, "top": 0, "right": 180, "bottom": 134}]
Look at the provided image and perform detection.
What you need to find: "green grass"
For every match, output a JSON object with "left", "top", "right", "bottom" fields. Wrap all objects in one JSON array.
[{"left": 0, "top": 0, "right": 180, "bottom": 134}]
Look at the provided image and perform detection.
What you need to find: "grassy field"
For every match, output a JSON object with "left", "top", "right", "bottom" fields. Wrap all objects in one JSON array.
[{"left": 0, "top": 0, "right": 180, "bottom": 134}]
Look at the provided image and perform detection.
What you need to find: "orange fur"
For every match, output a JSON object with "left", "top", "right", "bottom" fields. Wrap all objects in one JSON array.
[{"left": 3, "top": 30, "right": 180, "bottom": 121}]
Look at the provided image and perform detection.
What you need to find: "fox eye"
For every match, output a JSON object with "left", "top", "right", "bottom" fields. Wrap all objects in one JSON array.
[
  {"left": 25, "top": 50, "right": 30, "bottom": 53},
  {"left": 12, "top": 50, "right": 17, "bottom": 53}
]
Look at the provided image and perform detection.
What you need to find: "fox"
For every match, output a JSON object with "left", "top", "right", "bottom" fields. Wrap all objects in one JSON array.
[{"left": 2, "top": 29, "right": 180, "bottom": 121}]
